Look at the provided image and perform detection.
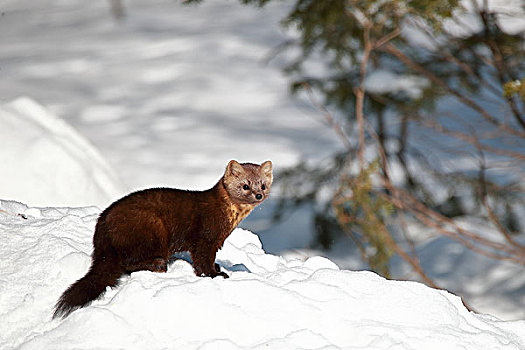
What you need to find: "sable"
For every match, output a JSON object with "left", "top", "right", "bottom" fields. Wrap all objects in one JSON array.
[{"left": 54, "top": 160, "right": 272, "bottom": 319}]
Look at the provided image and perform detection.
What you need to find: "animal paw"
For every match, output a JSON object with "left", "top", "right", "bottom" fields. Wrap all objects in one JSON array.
[
  {"left": 199, "top": 270, "right": 229, "bottom": 279},
  {"left": 214, "top": 271, "right": 229, "bottom": 279},
  {"left": 149, "top": 258, "right": 168, "bottom": 273}
]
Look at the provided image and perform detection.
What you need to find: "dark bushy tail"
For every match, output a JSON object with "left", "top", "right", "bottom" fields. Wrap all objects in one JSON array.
[{"left": 53, "top": 257, "right": 123, "bottom": 319}]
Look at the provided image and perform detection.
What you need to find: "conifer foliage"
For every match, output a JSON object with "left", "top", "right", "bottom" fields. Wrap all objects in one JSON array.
[{"left": 187, "top": 0, "right": 525, "bottom": 299}]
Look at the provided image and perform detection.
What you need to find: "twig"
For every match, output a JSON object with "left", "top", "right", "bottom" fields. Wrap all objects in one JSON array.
[
  {"left": 302, "top": 83, "right": 355, "bottom": 151},
  {"left": 421, "top": 118, "right": 525, "bottom": 162},
  {"left": 470, "top": 129, "right": 524, "bottom": 250},
  {"left": 380, "top": 42, "right": 525, "bottom": 139}
]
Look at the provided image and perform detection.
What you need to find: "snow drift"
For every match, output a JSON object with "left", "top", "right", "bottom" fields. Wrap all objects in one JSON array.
[
  {"left": 0, "top": 98, "right": 124, "bottom": 208},
  {"left": 1, "top": 199, "right": 524, "bottom": 349}
]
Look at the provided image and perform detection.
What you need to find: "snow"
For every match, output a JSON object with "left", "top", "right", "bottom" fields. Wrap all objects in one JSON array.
[
  {"left": 448, "top": 0, "right": 525, "bottom": 37},
  {"left": 364, "top": 70, "right": 429, "bottom": 99},
  {"left": 0, "top": 0, "right": 339, "bottom": 193},
  {"left": 0, "top": 97, "right": 124, "bottom": 208},
  {"left": 1, "top": 199, "right": 524, "bottom": 350},
  {"left": 0, "top": 0, "right": 524, "bottom": 339},
  {"left": 402, "top": 0, "right": 525, "bottom": 51}
]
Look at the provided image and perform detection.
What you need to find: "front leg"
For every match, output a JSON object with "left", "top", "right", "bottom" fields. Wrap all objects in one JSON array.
[{"left": 191, "top": 247, "right": 229, "bottom": 279}]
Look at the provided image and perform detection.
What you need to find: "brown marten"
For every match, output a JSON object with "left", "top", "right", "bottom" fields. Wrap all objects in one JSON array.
[{"left": 54, "top": 160, "right": 272, "bottom": 319}]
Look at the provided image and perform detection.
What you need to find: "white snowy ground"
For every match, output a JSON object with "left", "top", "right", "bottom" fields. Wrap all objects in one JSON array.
[
  {"left": 0, "top": 0, "right": 338, "bottom": 194},
  {"left": 2, "top": 103, "right": 524, "bottom": 348},
  {"left": 1, "top": 199, "right": 525, "bottom": 350},
  {"left": 1, "top": 0, "right": 524, "bottom": 334},
  {"left": 0, "top": 97, "right": 124, "bottom": 208}
]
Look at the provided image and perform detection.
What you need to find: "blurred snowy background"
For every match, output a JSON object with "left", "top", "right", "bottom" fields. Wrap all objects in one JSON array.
[{"left": 1, "top": 0, "right": 524, "bottom": 320}]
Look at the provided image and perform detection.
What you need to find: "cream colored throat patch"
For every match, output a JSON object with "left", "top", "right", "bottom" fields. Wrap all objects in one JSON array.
[{"left": 228, "top": 203, "right": 256, "bottom": 228}]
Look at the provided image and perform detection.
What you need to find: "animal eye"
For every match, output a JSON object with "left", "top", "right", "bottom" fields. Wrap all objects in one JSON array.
[
  {"left": 243, "top": 184, "right": 250, "bottom": 191},
  {"left": 262, "top": 184, "right": 266, "bottom": 190}
]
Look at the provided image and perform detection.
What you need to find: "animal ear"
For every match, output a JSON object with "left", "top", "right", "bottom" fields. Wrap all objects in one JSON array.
[
  {"left": 260, "top": 160, "right": 273, "bottom": 184},
  {"left": 226, "top": 160, "right": 245, "bottom": 178}
]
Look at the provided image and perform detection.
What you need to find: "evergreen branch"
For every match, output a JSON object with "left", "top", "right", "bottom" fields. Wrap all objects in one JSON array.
[{"left": 380, "top": 42, "right": 525, "bottom": 138}]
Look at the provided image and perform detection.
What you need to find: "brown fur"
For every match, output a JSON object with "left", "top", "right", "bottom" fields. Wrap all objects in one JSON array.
[{"left": 53, "top": 160, "right": 272, "bottom": 319}]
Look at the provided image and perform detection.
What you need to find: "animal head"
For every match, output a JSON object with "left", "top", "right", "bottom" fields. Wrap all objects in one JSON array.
[{"left": 223, "top": 160, "right": 272, "bottom": 205}]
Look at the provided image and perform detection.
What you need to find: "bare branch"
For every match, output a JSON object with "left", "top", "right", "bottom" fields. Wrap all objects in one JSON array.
[
  {"left": 380, "top": 42, "right": 525, "bottom": 139},
  {"left": 302, "top": 83, "right": 355, "bottom": 152},
  {"left": 421, "top": 117, "right": 525, "bottom": 162}
]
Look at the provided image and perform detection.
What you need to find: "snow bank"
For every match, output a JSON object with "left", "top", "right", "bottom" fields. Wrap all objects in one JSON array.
[
  {"left": 1, "top": 200, "right": 523, "bottom": 349},
  {"left": 0, "top": 98, "right": 124, "bottom": 208}
]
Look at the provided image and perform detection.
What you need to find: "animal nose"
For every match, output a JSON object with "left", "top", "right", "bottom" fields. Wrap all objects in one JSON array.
[{"left": 255, "top": 194, "right": 263, "bottom": 200}]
